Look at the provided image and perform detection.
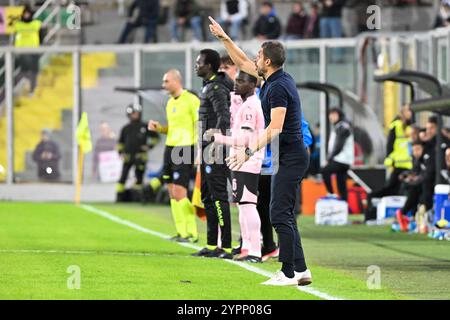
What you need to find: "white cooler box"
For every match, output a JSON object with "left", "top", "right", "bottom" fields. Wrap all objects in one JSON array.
[
  {"left": 376, "top": 196, "right": 407, "bottom": 221},
  {"left": 315, "top": 198, "right": 349, "bottom": 225}
]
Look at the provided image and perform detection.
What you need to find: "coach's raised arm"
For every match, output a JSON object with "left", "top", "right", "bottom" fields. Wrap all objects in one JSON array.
[{"left": 208, "top": 17, "right": 259, "bottom": 80}]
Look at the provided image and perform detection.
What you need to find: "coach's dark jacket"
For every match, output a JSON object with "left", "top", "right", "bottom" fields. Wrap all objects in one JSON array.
[{"left": 198, "top": 72, "right": 233, "bottom": 146}]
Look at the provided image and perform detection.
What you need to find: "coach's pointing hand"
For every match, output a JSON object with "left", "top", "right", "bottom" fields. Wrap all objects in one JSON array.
[{"left": 208, "top": 16, "right": 229, "bottom": 41}]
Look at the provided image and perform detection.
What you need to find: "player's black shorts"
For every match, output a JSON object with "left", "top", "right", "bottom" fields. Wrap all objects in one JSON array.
[
  {"left": 162, "top": 145, "right": 195, "bottom": 189},
  {"left": 230, "top": 171, "right": 260, "bottom": 204}
]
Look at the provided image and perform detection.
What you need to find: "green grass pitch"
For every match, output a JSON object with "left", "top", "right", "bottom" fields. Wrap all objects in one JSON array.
[{"left": 0, "top": 202, "right": 449, "bottom": 300}]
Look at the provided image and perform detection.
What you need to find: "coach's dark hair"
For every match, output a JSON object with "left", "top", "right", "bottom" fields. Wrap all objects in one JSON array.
[
  {"left": 200, "top": 49, "right": 221, "bottom": 73},
  {"left": 261, "top": 41, "right": 286, "bottom": 68},
  {"left": 262, "top": 1, "right": 274, "bottom": 8}
]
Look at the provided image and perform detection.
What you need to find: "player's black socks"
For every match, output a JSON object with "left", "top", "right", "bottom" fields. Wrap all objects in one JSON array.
[{"left": 281, "top": 263, "right": 295, "bottom": 278}]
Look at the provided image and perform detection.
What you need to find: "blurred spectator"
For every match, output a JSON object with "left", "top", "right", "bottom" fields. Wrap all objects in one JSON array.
[
  {"left": 322, "top": 107, "right": 354, "bottom": 201},
  {"left": 32, "top": 129, "right": 61, "bottom": 182},
  {"left": 365, "top": 105, "right": 413, "bottom": 221},
  {"left": 219, "top": 55, "right": 239, "bottom": 81},
  {"left": 305, "top": 1, "right": 320, "bottom": 39},
  {"left": 14, "top": 5, "right": 42, "bottom": 93},
  {"left": 118, "top": 0, "right": 160, "bottom": 44},
  {"left": 341, "top": 0, "right": 358, "bottom": 37},
  {"left": 435, "top": 0, "right": 450, "bottom": 28},
  {"left": 285, "top": 2, "right": 308, "bottom": 40},
  {"left": 14, "top": 5, "right": 42, "bottom": 48},
  {"left": 216, "top": 0, "right": 248, "bottom": 41},
  {"left": 420, "top": 115, "right": 438, "bottom": 155},
  {"left": 396, "top": 141, "right": 434, "bottom": 232},
  {"left": 319, "top": 0, "right": 344, "bottom": 39},
  {"left": 421, "top": 116, "right": 450, "bottom": 175},
  {"left": 417, "top": 115, "right": 437, "bottom": 213},
  {"left": 383, "top": 105, "right": 413, "bottom": 174},
  {"left": 92, "top": 122, "right": 117, "bottom": 180},
  {"left": 410, "top": 124, "right": 421, "bottom": 144},
  {"left": 171, "top": 0, "right": 203, "bottom": 42},
  {"left": 252, "top": 1, "right": 281, "bottom": 41}
]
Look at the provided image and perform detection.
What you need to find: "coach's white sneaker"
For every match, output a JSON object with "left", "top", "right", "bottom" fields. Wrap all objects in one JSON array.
[
  {"left": 294, "top": 269, "right": 312, "bottom": 286},
  {"left": 261, "top": 271, "right": 298, "bottom": 286}
]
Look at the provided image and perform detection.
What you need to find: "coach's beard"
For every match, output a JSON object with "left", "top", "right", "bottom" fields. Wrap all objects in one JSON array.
[{"left": 257, "top": 66, "right": 266, "bottom": 78}]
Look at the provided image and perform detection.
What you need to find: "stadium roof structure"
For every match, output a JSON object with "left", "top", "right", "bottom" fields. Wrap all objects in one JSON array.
[
  {"left": 297, "top": 82, "right": 344, "bottom": 109},
  {"left": 373, "top": 69, "right": 450, "bottom": 99},
  {"left": 297, "top": 81, "right": 386, "bottom": 163},
  {"left": 411, "top": 96, "right": 450, "bottom": 116}
]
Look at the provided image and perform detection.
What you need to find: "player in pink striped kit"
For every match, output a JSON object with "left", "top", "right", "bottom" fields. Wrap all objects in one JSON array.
[{"left": 204, "top": 71, "right": 265, "bottom": 263}]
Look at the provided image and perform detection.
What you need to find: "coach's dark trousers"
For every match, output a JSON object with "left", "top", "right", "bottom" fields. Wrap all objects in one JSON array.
[
  {"left": 270, "top": 142, "right": 309, "bottom": 271},
  {"left": 257, "top": 174, "right": 277, "bottom": 252}
]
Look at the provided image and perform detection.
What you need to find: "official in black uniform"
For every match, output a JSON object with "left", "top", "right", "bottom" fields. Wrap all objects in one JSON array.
[
  {"left": 192, "top": 49, "right": 234, "bottom": 259},
  {"left": 116, "top": 104, "right": 159, "bottom": 201}
]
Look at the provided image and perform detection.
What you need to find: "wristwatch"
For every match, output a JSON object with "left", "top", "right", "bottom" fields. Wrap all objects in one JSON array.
[{"left": 245, "top": 147, "right": 254, "bottom": 157}]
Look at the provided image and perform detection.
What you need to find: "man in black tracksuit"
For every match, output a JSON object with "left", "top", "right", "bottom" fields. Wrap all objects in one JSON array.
[
  {"left": 192, "top": 49, "right": 234, "bottom": 259},
  {"left": 116, "top": 104, "right": 159, "bottom": 201},
  {"left": 396, "top": 141, "right": 435, "bottom": 232}
]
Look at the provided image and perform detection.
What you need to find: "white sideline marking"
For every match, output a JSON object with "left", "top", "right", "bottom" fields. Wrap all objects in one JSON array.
[
  {"left": 81, "top": 204, "right": 343, "bottom": 300},
  {"left": 0, "top": 249, "right": 194, "bottom": 259}
]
